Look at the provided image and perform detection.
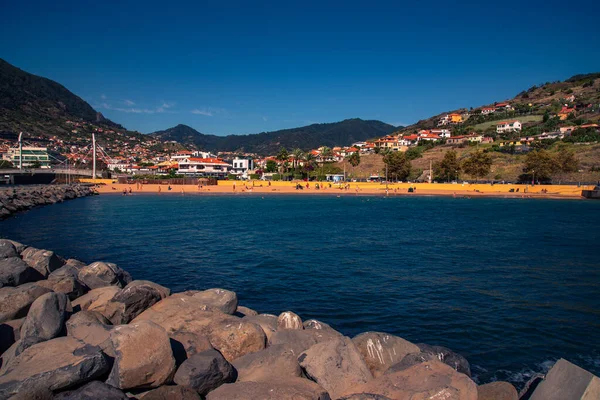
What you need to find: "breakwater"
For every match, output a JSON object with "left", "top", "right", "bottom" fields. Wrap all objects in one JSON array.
[
  {"left": 0, "top": 185, "right": 96, "bottom": 220},
  {"left": 1, "top": 240, "right": 596, "bottom": 399}
]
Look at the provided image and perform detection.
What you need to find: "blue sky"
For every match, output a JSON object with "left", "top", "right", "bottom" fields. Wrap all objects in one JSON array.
[{"left": 1, "top": 0, "right": 599, "bottom": 135}]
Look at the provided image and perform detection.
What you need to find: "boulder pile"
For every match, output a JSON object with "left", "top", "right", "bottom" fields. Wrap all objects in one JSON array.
[
  {"left": 0, "top": 185, "right": 96, "bottom": 220},
  {"left": 0, "top": 238, "right": 540, "bottom": 399}
]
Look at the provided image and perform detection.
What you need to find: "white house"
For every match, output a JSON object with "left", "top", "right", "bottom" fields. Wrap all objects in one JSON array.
[
  {"left": 231, "top": 157, "right": 254, "bottom": 177},
  {"left": 177, "top": 157, "right": 230, "bottom": 178},
  {"left": 481, "top": 107, "right": 496, "bottom": 115},
  {"left": 496, "top": 120, "right": 522, "bottom": 134}
]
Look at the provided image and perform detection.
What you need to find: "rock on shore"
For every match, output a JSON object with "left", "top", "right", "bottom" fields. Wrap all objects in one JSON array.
[
  {"left": 0, "top": 184, "right": 96, "bottom": 220},
  {"left": 1, "top": 239, "right": 594, "bottom": 399}
]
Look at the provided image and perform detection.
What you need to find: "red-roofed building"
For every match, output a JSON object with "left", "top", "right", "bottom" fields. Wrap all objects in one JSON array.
[
  {"left": 178, "top": 157, "right": 230, "bottom": 177},
  {"left": 496, "top": 120, "right": 522, "bottom": 134}
]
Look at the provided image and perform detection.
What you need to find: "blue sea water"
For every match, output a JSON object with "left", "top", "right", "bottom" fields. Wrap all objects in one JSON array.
[{"left": 2, "top": 194, "right": 600, "bottom": 387}]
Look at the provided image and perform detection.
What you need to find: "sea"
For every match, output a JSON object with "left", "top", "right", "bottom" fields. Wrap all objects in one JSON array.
[{"left": 2, "top": 194, "right": 599, "bottom": 388}]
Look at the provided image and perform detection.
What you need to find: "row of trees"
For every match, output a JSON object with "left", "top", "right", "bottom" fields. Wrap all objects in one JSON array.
[{"left": 433, "top": 150, "right": 492, "bottom": 182}]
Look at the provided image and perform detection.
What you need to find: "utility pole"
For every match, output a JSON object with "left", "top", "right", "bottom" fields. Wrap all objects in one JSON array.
[
  {"left": 18, "top": 132, "right": 23, "bottom": 170},
  {"left": 429, "top": 159, "right": 432, "bottom": 184},
  {"left": 92, "top": 133, "right": 96, "bottom": 179}
]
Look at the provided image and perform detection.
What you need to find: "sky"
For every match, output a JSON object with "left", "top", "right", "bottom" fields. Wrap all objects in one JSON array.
[{"left": 1, "top": 0, "right": 599, "bottom": 135}]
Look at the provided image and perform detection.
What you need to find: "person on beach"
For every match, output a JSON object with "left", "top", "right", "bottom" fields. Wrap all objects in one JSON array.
[
  {"left": 128, "top": 187, "right": 132, "bottom": 194},
  {"left": 268, "top": 181, "right": 271, "bottom": 187},
  {"left": 233, "top": 182, "right": 236, "bottom": 192},
  {"left": 158, "top": 186, "right": 162, "bottom": 193},
  {"left": 168, "top": 186, "right": 172, "bottom": 191}
]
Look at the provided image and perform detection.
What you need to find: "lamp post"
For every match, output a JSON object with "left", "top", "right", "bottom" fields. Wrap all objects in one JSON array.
[{"left": 532, "top": 170, "right": 535, "bottom": 186}]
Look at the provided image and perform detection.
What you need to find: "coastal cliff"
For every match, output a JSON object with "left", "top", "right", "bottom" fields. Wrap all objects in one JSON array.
[
  {"left": 0, "top": 240, "right": 595, "bottom": 399},
  {"left": 0, "top": 185, "right": 96, "bottom": 220}
]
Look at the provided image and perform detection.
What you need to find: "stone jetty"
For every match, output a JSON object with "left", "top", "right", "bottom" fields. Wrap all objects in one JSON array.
[
  {"left": 0, "top": 185, "right": 96, "bottom": 220},
  {"left": 0, "top": 239, "right": 596, "bottom": 399}
]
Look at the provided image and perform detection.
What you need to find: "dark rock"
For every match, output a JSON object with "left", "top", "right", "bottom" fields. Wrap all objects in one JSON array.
[
  {"left": 0, "top": 337, "right": 109, "bottom": 398},
  {"left": 277, "top": 311, "right": 303, "bottom": 330},
  {"left": 54, "top": 380, "right": 129, "bottom": 399},
  {"left": 206, "top": 378, "right": 331, "bottom": 400},
  {"left": 352, "top": 332, "right": 420, "bottom": 378},
  {"left": 140, "top": 385, "right": 201, "bottom": 400},
  {"left": 49, "top": 259, "right": 86, "bottom": 280},
  {"left": 0, "top": 283, "right": 52, "bottom": 323},
  {"left": 95, "top": 280, "right": 170, "bottom": 324},
  {"left": 77, "top": 261, "right": 132, "bottom": 290},
  {"left": 37, "top": 275, "right": 87, "bottom": 300},
  {"left": 478, "top": 381, "right": 518, "bottom": 400},
  {"left": 3, "top": 318, "right": 24, "bottom": 342},
  {"left": 417, "top": 343, "right": 472, "bottom": 377},
  {"left": 66, "top": 311, "right": 113, "bottom": 356},
  {"left": 8, "top": 385, "right": 53, "bottom": 400},
  {"left": 169, "top": 330, "right": 213, "bottom": 366},
  {"left": 173, "top": 349, "right": 235, "bottom": 395},
  {"left": 269, "top": 328, "right": 342, "bottom": 355},
  {"left": 21, "top": 247, "right": 64, "bottom": 278},
  {"left": 0, "top": 240, "right": 17, "bottom": 259},
  {"left": 298, "top": 336, "right": 372, "bottom": 399},
  {"left": 20, "top": 292, "right": 70, "bottom": 343},
  {"left": 384, "top": 351, "right": 436, "bottom": 374},
  {"left": 0, "top": 336, "right": 45, "bottom": 372},
  {"left": 232, "top": 344, "right": 302, "bottom": 382},
  {"left": 106, "top": 320, "right": 176, "bottom": 390},
  {"left": 5, "top": 240, "right": 27, "bottom": 255},
  {"left": 0, "top": 257, "right": 43, "bottom": 288},
  {"left": 0, "top": 323, "right": 15, "bottom": 356}
]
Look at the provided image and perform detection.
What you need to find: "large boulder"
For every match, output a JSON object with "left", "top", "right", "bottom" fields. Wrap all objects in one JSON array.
[
  {"left": 106, "top": 320, "right": 176, "bottom": 390},
  {"left": 235, "top": 306, "right": 258, "bottom": 317},
  {"left": 92, "top": 280, "right": 170, "bottom": 325},
  {"left": 477, "top": 381, "right": 518, "bottom": 400},
  {"left": 54, "top": 380, "right": 129, "bottom": 399},
  {"left": 341, "top": 360, "right": 477, "bottom": 400},
  {"left": 65, "top": 311, "right": 114, "bottom": 356},
  {"left": 277, "top": 311, "right": 303, "bottom": 330},
  {"left": 177, "top": 289, "right": 238, "bottom": 314},
  {"left": 72, "top": 286, "right": 120, "bottom": 312},
  {"left": 5, "top": 240, "right": 26, "bottom": 255},
  {"left": 233, "top": 344, "right": 303, "bottom": 382},
  {"left": 49, "top": 259, "right": 86, "bottom": 280},
  {"left": 269, "top": 328, "right": 342, "bottom": 355},
  {"left": 206, "top": 378, "right": 331, "bottom": 400},
  {"left": 0, "top": 257, "right": 43, "bottom": 288},
  {"left": 133, "top": 295, "right": 266, "bottom": 362},
  {"left": 242, "top": 314, "right": 278, "bottom": 341},
  {"left": 0, "top": 240, "right": 17, "bottom": 259},
  {"left": 417, "top": 343, "right": 471, "bottom": 377},
  {"left": 384, "top": 351, "right": 437, "bottom": 375},
  {"left": 173, "top": 349, "right": 235, "bottom": 396},
  {"left": 141, "top": 385, "right": 201, "bottom": 400},
  {"left": 529, "top": 358, "right": 600, "bottom": 400},
  {"left": 0, "top": 283, "right": 52, "bottom": 323},
  {"left": 21, "top": 247, "right": 64, "bottom": 277},
  {"left": 37, "top": 275, "right": 87, "bottom": 300},
  {"left": 20, "top": 292, "right": 70, "bottom": 343},
  {"left": 170, "top": 330, "right": 214, "bottom": 366},
  {"left": 352, "top": 332, "right": 420, "bottom": 377},
  {"left": 77, "top": 261, "right": 131, "bottom": 290},
  {"left": 298, "top": 336, "right": 373, "bottom": 399},
  {"left": 304, "top": 319, "right": 341, "bottom": 335},
  {"left": 0, "top": 337, "right": 109, "bottom": 398}
]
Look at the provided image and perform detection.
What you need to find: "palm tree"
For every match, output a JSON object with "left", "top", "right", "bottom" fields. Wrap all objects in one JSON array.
[
  {"left": 303, "top": 153, "right": 316, "bottom": 180},
  {"left": 292, "top": 148, "right": 304, "bottom": 173},
  {"left": 276, "top": 147, "right": 289, "bottom": 175},
  {"left": 319, "top": 147, "right": 333, "bottom": 180}
]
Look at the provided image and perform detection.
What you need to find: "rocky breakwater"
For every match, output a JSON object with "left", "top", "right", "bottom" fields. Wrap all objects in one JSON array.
[
  {"left": 0, "top": 184, "right": 96, "bottom": 220},
  {"left": 0, "top": 240, "right": 595, "bottom": 399}
]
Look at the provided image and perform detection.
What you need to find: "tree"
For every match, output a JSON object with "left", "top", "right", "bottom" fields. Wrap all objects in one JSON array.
[
  {"left": 555, "top": 146, "right": 579, "bottom": 173},
  {"left": 523, "top": 150, "right": 558, "bottom": 182},
  {"left": 347, "top": 151, "right": 360, "bottom": 167},
  {"left": 382, "top": 151, "right": 411, "bottom": 181},
  {"left": 405, "top": 147, "right": 423, "bottom": 161},
  {"left": 462, "top": 150, "right": 493, "bottom": 181},
  {"left": 434, "top": 150, "right": 461, "bottom": 182},
  {"left": 265, "top": 160, "right": 277, "bottom": 173},
  {"left": 276, "top": 147, "right": 289, "bottom": 173},
  {"left": 292, "top": 148, "right": 304, "bottom": 171},
  {"left": 319, "top": 147, "right": 333, "bottom": 179}
]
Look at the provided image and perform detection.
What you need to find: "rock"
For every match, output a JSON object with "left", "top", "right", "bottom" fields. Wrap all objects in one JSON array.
[
  {"left": 206, "top": 378, "right": 330, "bottom": 400},
  {"left": 235, "top": 306, "right": 258, "bottom": 317},
  {"left": 20, "top": 292, "right": 70, "bottom": 343},
  {"left": 54, "top": 380, "right": 129, "bottom": 399},
  {"left": 352, "top": 332, "right": 420, "bottom": 378},
  {"left": 133, "top": 296, "right": 266, "bottom": 362},
  {"left": 417, "top": 343, "right": 472, "bottom": 377},
  {"left": 106, "top": 320, "right": 176, "bottom": 390},
  {"left": 242, "top": 314, "right": 278, "bottom": 341},
  {"left": 341, "top": 360, "right": 477, "bottom": 400},
  {"left": 37, "top": 275, "right": 87, "bottom": 300},
  {"left": 233, "top": 344, "right": 303, "bottom": 382},
  {"left": 5, "top": 240, "right": 26, "bottom": 255},
  {"left": 0, "top": 336, "right": 45, "bottom": 372},
  {"left": 0, "top": 283, "right": 52, "bottom": 323},
  {"left": 384, "top": 352, "right": 436, "bottom": 374},
  {"left": 0, "top": 337, "right": 109, "bottom": 398},
  {"left": 478, "top": 381, "right": 518, "bottom": 400},
  {"left": 77, "top": 261, "right": 132, "bottom": 290},
  {"left": 0, "top": 240, "right": 17, "bottom": 259},
  {"left": 179, "top": 289, "right": 238, "bottom": 315},
  {"left": 0, "top": 257, "right": 43, "bottom": 288},
  {"left": 170, "top": 330, "right": 213, "bottom": 366},
  {"left": 95, "top": 280, "right": 170, "bottom": 325},
  {"left": 49, "top": 259, "right": 86, "bottom": 280},
  {"left": 529, "top": 358, "right": 600, "bottom": 400},
  {"left": 338, "top": 394, "right": 392, "bottom": 400},
  {"left": 72, "top": 286, "right": 120, "bottom": 311},
  {"left": 67, "top": 309, "right": 111, "bottom": 326},
  {"left": 304, "top": 319, "right": 341, "bottom": 335},
  {"left": 269, "top": 328, "right": 342, "bottom": 355},
  {"left": 21, "top": 247, "right": 64, "bottom": 277},
  {"left": 140, "top": 385, "right": 201, "bottom": 400},
  {"left": 66, "top": 312, "right": 114, "bottom": 356},
  {"left": 3, "top": 318, "right": 24, "bottom": 342},
  {"left": 277, "top": 311, "right": 303, "bottom": 330},
  {"left": 173, "top": 349, "right": 235, "bottom": 395},
  {"left": 8, "top": 386, "right": 53, "bottom": 400},
  {"left": 298, "top": 336, "right": 372, "bottom": 399},
  {"left": 0, "top": 324, "right": 15, "bottom": 356}
]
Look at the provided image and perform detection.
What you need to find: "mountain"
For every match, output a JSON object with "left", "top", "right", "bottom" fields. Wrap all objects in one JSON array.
[{"left": 151, "top": 119, "right": 398, "bottom": 154}]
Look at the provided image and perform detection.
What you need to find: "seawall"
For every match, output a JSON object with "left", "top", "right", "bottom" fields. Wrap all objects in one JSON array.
[{"left": 0, "top": 184, "right": 96, "bottom": 220}]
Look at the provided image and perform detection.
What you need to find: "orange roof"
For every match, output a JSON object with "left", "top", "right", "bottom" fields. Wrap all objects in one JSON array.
[
  {"left": 497, "top": 120, "right": 520, "bottom": 125},
  {"left": 189, "top": 157, "right": 229, "bottom": 165},
  {"left": 403, "top": 134, "right": 419, "bottom": 140},
  {"left": 496, "top": 103, "right": 510, "bottom": 107},
  {"left": 346, "top": 147, "right": 359, "bottom": 152}
]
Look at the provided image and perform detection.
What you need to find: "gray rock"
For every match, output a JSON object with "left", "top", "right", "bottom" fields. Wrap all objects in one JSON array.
[
  {"left": 0, "top": 283, "right": 52, "bottom": 323},
  {"left": 298, "top": 336, "right": 373, "bottom": 399},
  {"left": 529, "top": 358, "right": 600, "bottom": 400},
  {"left": 77, "top": 261, "right": 132, "bottom": 290},
  {"left": 174, "top": 349, "right": 235, "bottom": 395},
  {"left": 21, "top": 247, "right": 64, "bottom": 278},
  {"left": 169, "top": 330, "right": 213, "bottom": 366},
  {"left": 7, "top": 385, "right": 53, "bottom": 400},
  {"left": 232, "top": 344, "right": 302, "bottom": 382},
  {"left": 206, "top": 378, "right": 331, "bottom": 400},
  {"left": 352, "top": 332, "right": 421, "bottom": 378},
  {"left": 384, "top": 352, "right": 436, "bottom": 374},
  {"left": 0, "top": 337, "right": 109, "bottom": 398},
  {"left": 0, "top": 240, "right": 17, "bottom": 259},
  {"left": 277, "top": 311, "right": 303, "bottom": 330},
  {"left": 20, "top": 292, "right": 70, "bottom": 343},
  {"left": 0, "top": 257, "right": 43, "bottom": 288},
  {"left": 97, "top": 280, "right": 170, "bottom": 324},
  {"left": 49, "top": 259, "right": 86, "bottom": 280},
  {"left": 54, "top": 380, "right": 129, "bottom": 399},
  {"left": 66, "top": 311, "right": 114, "bottom": 356},
  {"left": 5, "top": 240, "right": 27, "bottom": 255},
  {"left": 140, "top": 385, "right": 201, "bottom": 400},
  {"left": 269, "top": 328, "right": 342, "bottom": 355},
  {"left": 37, "top": 275, "right": 87, "bottom": 300},
  {"left": 303, "top": 319, "right": 341, "bottom": 335},
  {"left": 417, "top": 343, "right": 471, "bottom": 377}
]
